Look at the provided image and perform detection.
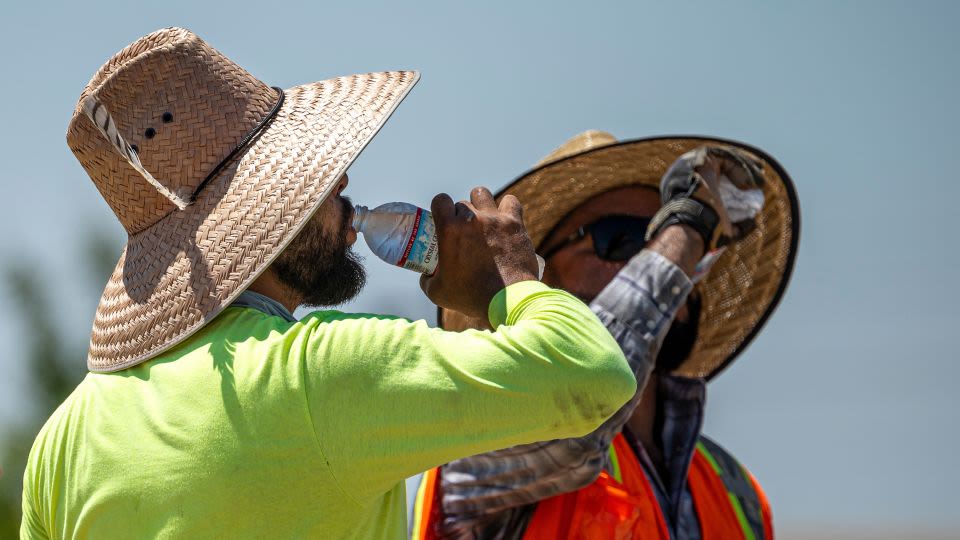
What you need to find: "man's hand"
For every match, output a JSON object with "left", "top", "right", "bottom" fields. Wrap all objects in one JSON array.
[
  {"left": 420, "top": 187, "right": 540, "bottom": 320},
  {"left": 648, "top": 146, "right": 766, "bottom": 277}
]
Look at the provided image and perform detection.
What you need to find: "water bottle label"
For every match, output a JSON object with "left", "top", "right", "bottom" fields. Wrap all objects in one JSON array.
[{"left": 397, "top": 208, "right": 439, "bottom": 274}]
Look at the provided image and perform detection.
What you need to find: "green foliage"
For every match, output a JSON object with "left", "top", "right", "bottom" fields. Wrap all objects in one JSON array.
[{"left": 0, "top": 230, "right": 118, "bottom": 537}]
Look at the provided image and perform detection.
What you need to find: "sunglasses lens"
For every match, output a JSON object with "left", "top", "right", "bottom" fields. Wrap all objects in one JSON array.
[{"left": 591, "top": 216, "right": 651, "bottom": 261}]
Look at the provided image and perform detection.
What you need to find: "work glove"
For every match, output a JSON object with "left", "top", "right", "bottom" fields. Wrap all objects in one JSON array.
[{"left": 646, "top": 145, "right": 766, "bottom": 252}]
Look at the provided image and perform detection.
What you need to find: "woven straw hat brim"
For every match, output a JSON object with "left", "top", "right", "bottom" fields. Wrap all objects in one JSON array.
[
  {"left": 88, "top": 72, "right": 419, "bottom": 372},
  {"left": 440, "top": 136, "right": 799, "bottom": 380}
]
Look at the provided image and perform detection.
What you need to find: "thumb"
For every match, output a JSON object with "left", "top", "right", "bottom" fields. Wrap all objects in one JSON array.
[
  {"left": 419, "top": 272, "right": 432, "bottom": 297},
  {"left": 430, "top": 193, "right": 456, "bottom": 229}
]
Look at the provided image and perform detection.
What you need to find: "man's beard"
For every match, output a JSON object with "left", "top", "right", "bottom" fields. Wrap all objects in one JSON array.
[
  {"left": 272, "top": 196, "right": 367, "bottom": 308},
  {"left": 655, "top": 292, "right": 702, "bottom": 374}
]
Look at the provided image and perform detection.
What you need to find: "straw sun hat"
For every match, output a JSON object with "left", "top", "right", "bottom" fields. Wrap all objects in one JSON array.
[
  {"left": 440, "top": 131, "right": 800, "bottom": 380},
  {"left": 69, "top": 27, "right": 418, "bottom": 372}
]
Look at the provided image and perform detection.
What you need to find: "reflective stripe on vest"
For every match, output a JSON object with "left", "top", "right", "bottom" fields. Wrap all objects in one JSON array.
[
  {"left": 695, "top": 437, "right": 771, "bottom": 540},
  {"left": 413, "top": 433, "right": 773, "bottom": 540},
  {"left": 412, "top": 467, "right": 440, "bottom": 540}
]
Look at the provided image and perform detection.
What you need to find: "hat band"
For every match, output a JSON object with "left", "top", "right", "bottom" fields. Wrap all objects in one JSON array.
[{"left": 190, "top": 87, "right": 286, "bottom": 202}]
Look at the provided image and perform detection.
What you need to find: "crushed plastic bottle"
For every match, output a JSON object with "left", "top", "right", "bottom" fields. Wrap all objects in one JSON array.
[{"left": 353, "top": 202, "right": 544, "bottom": 278}]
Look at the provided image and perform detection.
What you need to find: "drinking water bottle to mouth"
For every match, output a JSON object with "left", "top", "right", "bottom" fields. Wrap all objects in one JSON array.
[
  {"left": 353, "top": 202, "right": 544, "bottom": 278},
  {"left": 353, "top": 202, "right": 439, "bottom": 274}
]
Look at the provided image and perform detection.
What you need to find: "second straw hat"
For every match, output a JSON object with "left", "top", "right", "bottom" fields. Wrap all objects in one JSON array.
[{"left": 440, "top": 131, "right": 800, "bottom": 380}]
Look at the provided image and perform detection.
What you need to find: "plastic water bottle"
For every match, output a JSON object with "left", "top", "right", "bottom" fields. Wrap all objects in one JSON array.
[
  {"left": 353, "top": 202, "right": 440, "bottom": 274},
  {"left": 353, "top": 202, "right": 545, "bottom": 277}
]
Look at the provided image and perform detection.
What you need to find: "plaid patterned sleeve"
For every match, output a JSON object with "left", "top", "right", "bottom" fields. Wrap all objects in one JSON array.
[{"left": 437, "top": 250, "right": 693, "bottom": 537}]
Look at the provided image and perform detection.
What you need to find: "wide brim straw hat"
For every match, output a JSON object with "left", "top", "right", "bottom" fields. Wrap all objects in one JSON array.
[
  {"left": 68, "top": 27, "right": 418, "bottom": 372},
  {"left": 440, "top": 131, "right": 800, "bottom": 380}
]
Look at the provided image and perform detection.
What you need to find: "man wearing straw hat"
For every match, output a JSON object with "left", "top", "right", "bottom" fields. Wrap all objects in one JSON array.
[
  {"left": 19, "top": 30, "right": 649, "bottom": 539},
  {"left": 413, "top": 131, "right": 799, "bottom": 539}
]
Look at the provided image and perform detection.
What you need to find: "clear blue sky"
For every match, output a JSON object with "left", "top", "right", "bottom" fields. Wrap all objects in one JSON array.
[{"left": 1, "top": 0, "right": 957, "bottom": 535}]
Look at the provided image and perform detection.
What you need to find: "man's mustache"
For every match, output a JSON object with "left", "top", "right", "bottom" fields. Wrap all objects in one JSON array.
[{"left": 339, "top": 195, "right": 354, "bottom": 232}]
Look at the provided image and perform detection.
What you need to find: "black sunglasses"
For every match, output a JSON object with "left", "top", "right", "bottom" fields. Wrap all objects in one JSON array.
[{"left": 541, "top": 214, "right": 652, "bottom": 261}]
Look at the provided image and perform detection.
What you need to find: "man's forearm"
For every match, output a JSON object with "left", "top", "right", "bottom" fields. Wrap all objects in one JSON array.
[{"left": 646, "top": 224, "right": 706, "bottom": 277}]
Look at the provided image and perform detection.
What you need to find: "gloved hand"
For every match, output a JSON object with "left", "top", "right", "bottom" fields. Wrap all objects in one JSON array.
[{"left": 647, "top": 145, "right": 766, "bottom": 251}]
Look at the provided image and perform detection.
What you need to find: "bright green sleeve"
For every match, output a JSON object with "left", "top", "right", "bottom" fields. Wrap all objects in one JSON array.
[{"left": 299, "top": 281, "right": 636, "bottom": 502}]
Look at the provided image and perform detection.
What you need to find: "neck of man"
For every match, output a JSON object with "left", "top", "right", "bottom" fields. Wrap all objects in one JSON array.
[
  {"left": 247, "top": 270, "right": 302, "bottom": 314},
  {"left": 627, "top": 372, "right": 669, "bottom": 481}
]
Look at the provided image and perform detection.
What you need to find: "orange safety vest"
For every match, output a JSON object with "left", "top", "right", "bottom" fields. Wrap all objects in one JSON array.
[{"left": 413, "top": 434, "right": 773, "bottom": 540}]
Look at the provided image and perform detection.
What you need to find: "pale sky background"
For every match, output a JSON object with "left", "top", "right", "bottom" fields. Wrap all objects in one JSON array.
[{"left": 0, "top": 1, "right": 957, "bottom": 537}]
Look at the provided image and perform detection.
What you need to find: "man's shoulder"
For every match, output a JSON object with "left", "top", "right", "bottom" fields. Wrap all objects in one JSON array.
[
  {"left": 23, "top": 379, "right": 89, "bottom": 505},
  {"left": 32, "top": 379, "right": 89, "bottom": 445},
  {"left": 696, "top": 434, "right": 770, "bottom": 504},
  {"left": 299, "top": 309, "right": 409, "bottom": 324},
  {"left": 186, "top": 305, "right": 303, "bottom": 344},
  {"left": 696, "top": 435, "right": 773, "bottom": 537},
  {"left": 697, "top": 435, "right": 751, "bottom": 475},
  {"left": 219, "top": 305, "right": 409, "bottom": 329}
]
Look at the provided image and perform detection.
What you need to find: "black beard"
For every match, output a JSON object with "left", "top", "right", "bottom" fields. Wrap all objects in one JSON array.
[
  {"left": 655, "top": 292, "right": 701, "bottom": 374},
  {"left": 272, "top": 196, "right": 367, "bottom": 308}
]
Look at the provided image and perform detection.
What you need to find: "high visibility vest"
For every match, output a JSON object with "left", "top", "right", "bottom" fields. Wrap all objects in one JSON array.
[{"left": 412, "top": 434, "right": 773, "bottom": 540}]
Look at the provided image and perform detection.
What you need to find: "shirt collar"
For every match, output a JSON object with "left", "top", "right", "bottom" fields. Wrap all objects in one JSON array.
[
  {"left": 658, "top": 374, "right": 706, "bottom": 406},
  {"left": 230, "top": 290, "right": 297, "bottom": 322},
  {"left": 626, "top": 374, "right": 707, "bottom": 525}
]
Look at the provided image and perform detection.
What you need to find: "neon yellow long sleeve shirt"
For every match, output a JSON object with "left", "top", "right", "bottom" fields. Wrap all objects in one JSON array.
[{"left": 21, "top": 281, "right": 635, "bottom": 539}]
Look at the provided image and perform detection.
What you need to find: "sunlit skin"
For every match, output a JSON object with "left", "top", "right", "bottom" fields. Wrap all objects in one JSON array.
[
  {"left": 249, "top": 174, "right": 353, "bottom": 312},
  {"left": 539, "top": 185, "right": 700, "bottom": 480}
]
